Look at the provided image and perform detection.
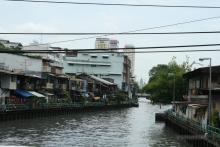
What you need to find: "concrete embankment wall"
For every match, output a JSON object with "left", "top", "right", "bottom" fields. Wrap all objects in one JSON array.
[
  {"left": 156, "top": 113, "right": 219, "bottom": 147},
  {"left": 0, "top": 104, "right": 134, "bottom": 122}
]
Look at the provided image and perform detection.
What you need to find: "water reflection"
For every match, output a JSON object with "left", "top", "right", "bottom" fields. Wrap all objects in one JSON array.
[{"left": 0, "top": 98, "right": 191, "bottom": 147}]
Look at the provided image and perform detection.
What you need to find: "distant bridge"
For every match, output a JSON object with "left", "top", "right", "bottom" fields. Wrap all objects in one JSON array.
[{"left": 136, "top": 93, "right": 151, "bottom": 99}]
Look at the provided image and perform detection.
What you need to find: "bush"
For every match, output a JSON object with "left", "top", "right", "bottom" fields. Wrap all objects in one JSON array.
[
  {"left": 112, "top": 91, "right": 128, "bottom": 104},
  {"left": 212, "top": 111, "right": 220, "bottom": 128}
]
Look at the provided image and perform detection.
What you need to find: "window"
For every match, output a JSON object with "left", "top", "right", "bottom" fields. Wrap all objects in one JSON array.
[
  {"left": 11, "top": 76, "right": 16, "bottom": 82},
  {"left": 91, "top": 65, "right": 96, "bottom": 67},
  {"left": 91, "top": 56, "right": 97, "bottom": 58},
  {"left": 68, "top": 63, "right": 74, "bottom": 66},
  {"left": 102, "top": 55, "right": 109, "bottom": 59}
]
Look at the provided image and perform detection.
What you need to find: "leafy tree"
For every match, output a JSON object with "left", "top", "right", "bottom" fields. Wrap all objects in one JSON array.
[
  {"left": 212, "top": 111, "right": 220, "bottom": 127},
  {"left": 143, "top": 57, "right": 191, "bottom": 103},
  {"left": 0, "top": 43, "right": 5, "bottom": 49}
]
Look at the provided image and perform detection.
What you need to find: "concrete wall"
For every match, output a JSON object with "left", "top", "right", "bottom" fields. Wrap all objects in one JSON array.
[
  {"left": 0, "top": 53, "right": 42, "bottom": 72},
  {"left": 0, "top": 74, "right": 17, "bottom": 90},
  {"left": 175, "top": 104, "right": 207, "bottom": 127},
  {"left": 0, "top": 88, "right": 9, "bottom": 105}
]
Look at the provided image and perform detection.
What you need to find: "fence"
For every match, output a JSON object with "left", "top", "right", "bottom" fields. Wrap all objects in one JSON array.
[
  {"left": 2, "top": 100, "right": 132, "bottom": 112},
  {"left": 166, "top": 110, "right": 220, "bottom": 141}
]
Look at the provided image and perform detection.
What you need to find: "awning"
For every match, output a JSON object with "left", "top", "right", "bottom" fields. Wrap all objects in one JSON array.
[
  {"left": 29, "top": 91, "right": 45, "bottom": 98},
  {"left": 58, "top": 74, "right": 69, "bottom": 79},
  {"left": 25, "top": 74, "right": 42, "bottom": 79},
  {"left": 14, "top": 89, "right": 33, "bottom": 98},
  {"left": 94, "top": 96, "right": 100, "bottom": 100},
  {"left": 89, "top": 75, "right": 116, "bottom": 85}
]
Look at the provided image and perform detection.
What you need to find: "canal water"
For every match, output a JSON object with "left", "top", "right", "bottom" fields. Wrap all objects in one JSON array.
[{"left": 0, "top": 98, "right": 191, "bottom": 147}]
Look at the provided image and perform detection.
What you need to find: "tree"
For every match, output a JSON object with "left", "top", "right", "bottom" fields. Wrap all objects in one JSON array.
[
  {"left": 143, "top": 57, "right": 190, "bottom": 103},
  {"left": 0, "top": 43, "right": 5, "bottom": 49},
  {"left": 133, "top": 81, "right": 140, "bottom": 93}
]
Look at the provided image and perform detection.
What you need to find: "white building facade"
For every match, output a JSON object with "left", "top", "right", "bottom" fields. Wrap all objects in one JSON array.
[
  {"left": 22, "top": 42, "right": 63, "bottom": 68},
  {"left": 63, "top": 52, "right": 126, "bottom": 89},
  {"left": 124, "top": 44, "right": 135, "bottom": 76},
  {"left": 95, "top": 38, "right": 110, "bottom": 49},
  {"left": 0, "top": 53, "right": 42, "bottom": 74}
]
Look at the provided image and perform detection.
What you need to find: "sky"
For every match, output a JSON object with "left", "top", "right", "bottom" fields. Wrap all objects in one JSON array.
[{"left": 1, "top": 0, "right": 220, "bottom": 84}]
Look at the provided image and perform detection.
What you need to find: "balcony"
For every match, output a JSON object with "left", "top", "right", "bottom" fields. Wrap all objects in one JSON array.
[
  {"left": 42, "top": 66, "right": 51, "bottom": 73},
  {"left": 189, "top": 95, "right": 208, "bottom": 104},
  {"left": 212, "top": 83, "right": 220, "bottom": 90},
  {"left": 54, "top": 84, "right": 67, "bottom": 90},
  {"left": 60, "top": 84, "right": 67, "bottom": 90},
  {"left": 190, "top": 95, "right": 208, "bottom": 99},
  {"left": 6, "top": 82, "right": 17, "bottom": 90},
  {"left": 44, "top": 83, "right": 53, "bottom": 89},
  {"left": 51, "top": 68, "right": 63, "bottom": 75}
]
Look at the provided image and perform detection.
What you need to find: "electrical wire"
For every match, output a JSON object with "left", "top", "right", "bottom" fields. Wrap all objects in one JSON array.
[
  {"left": 3, "top": 31, "right": 220, "bottom": 35},
  {"left": 1, "top": 49, "right": 220, "bottom": 54},
  {"left": 79, "top": 49, "right": 220, "bottom": 54},
  {"left": 21, "top": 43, "right": 220, "bottom": 52},
  {"left": 6, "top": 0, "right": 220, "bottom": 9},
  {"left": 22, "top": 15, "right": 220, "bottom": 47},
  {"left": 2, "top": 43, "right": 220, "bottom": 53}
]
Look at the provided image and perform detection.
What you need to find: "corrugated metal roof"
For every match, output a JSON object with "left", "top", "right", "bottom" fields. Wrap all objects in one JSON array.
[
  {"left": 89, "top": 75, "right": 116, "bottom": 85},
  {"left": 184, "top": 65, "right": 220, "bottom": 78},
  {"left": 29, "top": 91, "right": 45, "bottom": 98}
]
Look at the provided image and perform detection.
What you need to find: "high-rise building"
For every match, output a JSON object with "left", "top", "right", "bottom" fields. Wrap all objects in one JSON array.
[
  {"left": 95, "top": 38, "right": 110, "bottom": 49},
  {"left": 124, "top": 44, "right": 135, "bottom": 76},
  {"left": 109, "top": 39, "right": 119, "bottom": 49},
  {"left": 95, "top": 38, "right": 119, "bottom": 49},
  {"left": 140, "top": 78, "right": 144, "bottom": 89}
]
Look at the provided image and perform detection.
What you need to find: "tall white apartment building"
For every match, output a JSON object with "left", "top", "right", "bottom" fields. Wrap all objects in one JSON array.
[
  {"left": 95, "top": 38, "right": 119, "bottom": 49},
  {"left": 109, "top": 39, "right": 119, "bottom": 49},
  {"left": 95, "top": 38, "right": 110, "bottom": 49},
  {"left": 124, "top": 44, "right": 135, "bottom": 76}
]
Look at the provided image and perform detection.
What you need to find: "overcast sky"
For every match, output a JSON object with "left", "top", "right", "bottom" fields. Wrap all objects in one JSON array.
[{"left": 1, "top": 0, "right": 220, "bottom": 83}]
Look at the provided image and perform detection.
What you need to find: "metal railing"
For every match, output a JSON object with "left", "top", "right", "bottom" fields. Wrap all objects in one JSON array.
[
  {"left": 2, "top": 100, "right": 135, "bottom": 112},
  {"left": 5, "top": 104, "right": 29, "bottom": 111},
  {"left": 166, "top": 110, "right": 220, "bottom": 140}
]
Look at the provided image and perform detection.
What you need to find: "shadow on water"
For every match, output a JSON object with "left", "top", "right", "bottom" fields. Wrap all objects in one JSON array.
[{"left": 0, "top": 98, "right": 192, "bottom": 147}]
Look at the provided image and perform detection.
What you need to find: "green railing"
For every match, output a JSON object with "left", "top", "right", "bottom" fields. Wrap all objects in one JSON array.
[
  {"left": 5, "top": 104, "right": 30, "bottom": 111},
  {"left": 166, "top": 110, "right": 220, "bottom": 140},
  {"left": 207, "top": 125, "right": 220, "bottom": 140},
  {"left": 85, "top": 102, "right": 105, "bottom": 107},
  {"left": 3, "top": 100, "right": 134, "bottom": 112}
]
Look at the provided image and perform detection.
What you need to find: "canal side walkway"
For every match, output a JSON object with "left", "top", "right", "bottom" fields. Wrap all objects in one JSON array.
[{"left": 156, "top": 110, "right": 220, "bottom": 147}]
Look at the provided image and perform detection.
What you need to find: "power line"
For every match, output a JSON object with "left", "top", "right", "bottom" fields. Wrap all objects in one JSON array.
[
  {"left": 1, "top": 49, "right": 220, "bottom": 54},
  {"left": 4, "top": 31, "right": 220, "bottom": 35},
  {"left": 79, "top": 49, "right": 220, "bottom": 54},
  {"left": 22, "top": 43, "right": 220, "bottom": 52},
  {"left": 6, "top": 0, "right": 220, "bottom": 9},
  {"left": 22, "top": 15, "right": 220, "bottom": 47}
]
